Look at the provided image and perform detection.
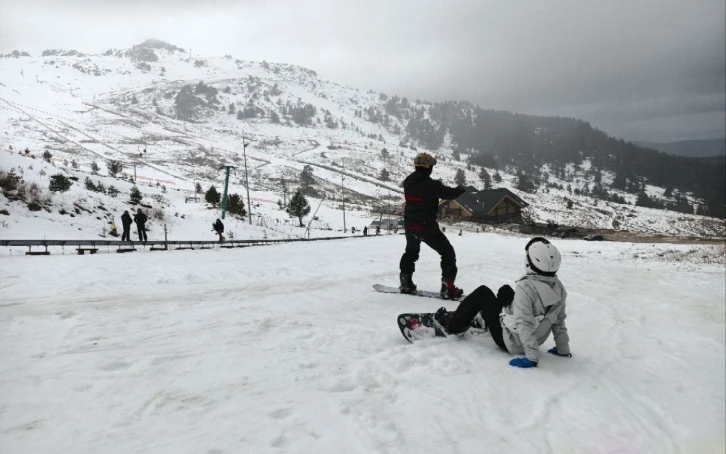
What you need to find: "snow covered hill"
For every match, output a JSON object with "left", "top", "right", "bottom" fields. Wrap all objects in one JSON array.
[
  {"left": 1, "top": 235, "right": 724, "bottom": 452},
  {"left": 1, "top": 40, "right": 724, "bottom": 240}
]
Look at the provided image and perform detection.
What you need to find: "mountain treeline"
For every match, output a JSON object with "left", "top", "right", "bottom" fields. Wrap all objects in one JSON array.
[{"left": 384, "top": 100, "right": 724, "bottom": 218}]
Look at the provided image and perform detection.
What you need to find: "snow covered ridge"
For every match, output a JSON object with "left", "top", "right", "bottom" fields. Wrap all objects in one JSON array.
[{"left": 0, "top": 39, "right": 724, "bottom": 239}]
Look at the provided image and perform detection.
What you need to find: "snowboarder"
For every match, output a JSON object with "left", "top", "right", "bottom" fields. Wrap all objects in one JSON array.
[
  {"left": 134, "top": 208, "right": 148, "bottom": 242},
  {"left": 432, "top": 237, "right": 571, "bottom": 368},
  {"left": 212, "top": 218, "right": 225, "bottom": 241},
  {"left": 121, "top": 210, "right": 133, "bottom": 242},
  {"left": 399, "top": 152, "right": 466, "bottom": 299}
]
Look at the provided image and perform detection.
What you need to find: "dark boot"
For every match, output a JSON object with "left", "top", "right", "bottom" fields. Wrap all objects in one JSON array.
[
  {"left": 440, "top": 278, "right": 464, "bottom": 300},
  {"left": 434, "top": 306, "right": 452, "bottom": 334},
  {"left": 399, "top": 273, "right": 417, "bottom": 294}
]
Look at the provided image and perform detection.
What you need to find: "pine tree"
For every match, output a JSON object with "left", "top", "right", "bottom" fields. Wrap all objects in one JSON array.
[
  {"left": 195, "top": 182, "right": 202, "bottom": 195},
  {"left": 479, "top": 168, "right": 492, "bottom": 189},
  {"left": 227, "top": 193, "right": 247, "bottom": 218},
  {"left": 84, "top": 177, "right": 97, "bottom": 192},
  {"left": 228, "top": 103, "right": 236, "bottom": 115},
  {"left": 452, "top": 149, "right": 460, "bottom": 161},
  {"left": 49, "top": 173, "right": 72, "bottom": 192},
  {"left": 515, "top": 172, "right": 537, "bottom": 193},
  {"left": 43, "top": 150, "right": 53, "bottom": 163},
  {"left": 71, "top": 159, "right": 79, "bottom": 169},
  {"left": 107, "top": 160, "right": 123, "bottom": 178},
  {"left": 379, "top": 168, "right": 390, "bottom": 181},
  {"left": 205, "top": 185, "right": 221, "bottom": 207},
  {"left": 493, "top": 171, "right": 502, "bottom": 183},
  {"left": 129, "top": 185, "right": 143, "bottom": 204},
  {"left": 107, "top": 186, "right": 120, "bottom": 198},
  {"left": 299, "top": 165, "right": 316, "bottom": 195},
  {"left": 455, "top": 168, "right": 466, "bottom": 186},
  {"left": 287, "top": 190, "right": 311, "bottom": 227},
  {"left": 90, "top": 161, "right": 100, "bottom": 175},
  {"left": 636, "top": 191, "right": 651, "bottom": 208}
]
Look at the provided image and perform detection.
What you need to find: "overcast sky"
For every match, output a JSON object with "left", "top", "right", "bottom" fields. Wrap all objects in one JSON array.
[{"left": 1, "top": 0, "right": 724, "bottom": 142}]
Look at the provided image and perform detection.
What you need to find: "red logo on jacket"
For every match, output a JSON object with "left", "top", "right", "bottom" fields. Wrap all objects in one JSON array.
[{"left": 405, "top": 195, "right": 424, "bottom": 203}]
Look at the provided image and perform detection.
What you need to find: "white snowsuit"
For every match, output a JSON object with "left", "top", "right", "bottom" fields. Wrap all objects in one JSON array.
[{"left": 500, "top": 273, "right": 570, "bottom": 363}]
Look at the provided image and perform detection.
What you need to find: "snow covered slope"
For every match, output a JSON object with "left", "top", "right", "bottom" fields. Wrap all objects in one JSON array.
[
  {"left": 1, "top": 41, "right": 724, "bottom": 239},
  {"left": 1, "top": 235, "right": 724, "bottom": 453}
]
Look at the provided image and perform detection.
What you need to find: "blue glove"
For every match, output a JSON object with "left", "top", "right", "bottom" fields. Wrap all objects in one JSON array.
[
  {"left": 548, "top": 347, "right": 572, "bottom": 358},
  {"left": 509, "top": 357, "right": 537, "bottom": 368}
]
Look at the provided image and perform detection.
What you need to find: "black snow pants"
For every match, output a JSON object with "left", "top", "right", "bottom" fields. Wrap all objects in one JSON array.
[
  {"left": 121, "top": 225, "right": 131, "bottom": 241},
  {"left": 447, "top": 285, "right": 509, "bottom": 352},
  {"left": 399, "top": 225, "right": 457, "bottom": 280},
  {"left": 136, "top": 224, "right": 148, "bottom": 242}
]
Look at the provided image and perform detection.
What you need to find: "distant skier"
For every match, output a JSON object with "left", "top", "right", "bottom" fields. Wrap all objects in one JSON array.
[
  {"left": 212, "top": 218, "right": 225, "bottom": 242},
  {"left": 432, "top": 237, "right": 571, "bottom": 368},
  {"left": 134, "top": 208, "right": 148, "bottom": 242},
  {"left": 399, "top": 152, "right": 466, "bottom": 299},
  {"left": 121, "top": 210, "right": 133, "bottom": 241}
]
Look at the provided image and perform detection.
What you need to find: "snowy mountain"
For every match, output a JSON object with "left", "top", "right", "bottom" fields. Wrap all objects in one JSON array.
[{"left": 1, "top": 40, "right": 724, "bottom": 240}]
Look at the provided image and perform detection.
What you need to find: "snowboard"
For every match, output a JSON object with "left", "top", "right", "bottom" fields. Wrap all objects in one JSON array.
[
  {"left": 397, "top": 312, "right": 488, "bottom": 343},
  {"left": 372, "top": 283, "right": 466, "bottom": 301}
]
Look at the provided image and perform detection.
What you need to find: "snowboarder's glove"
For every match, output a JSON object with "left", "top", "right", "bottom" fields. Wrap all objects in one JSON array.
[
  {"left": 548, "top": 347, "right": 572, "bottom": 358},
  {"left": 509, "top": 357, "right": 537, "bottom": 368}
]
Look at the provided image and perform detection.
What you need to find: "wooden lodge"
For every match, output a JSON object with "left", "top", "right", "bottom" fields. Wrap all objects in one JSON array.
[{"left": 438, "top": 187, "right": 528, "bottom": 223}]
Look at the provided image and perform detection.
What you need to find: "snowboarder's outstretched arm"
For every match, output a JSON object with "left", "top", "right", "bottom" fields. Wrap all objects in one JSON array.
[{"left": 437, "top": 181, "right": 465, "bottom": 200}]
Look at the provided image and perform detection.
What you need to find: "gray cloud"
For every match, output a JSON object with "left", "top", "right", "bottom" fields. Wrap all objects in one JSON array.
[{"left": 1, "top": 0, "right": 723, "bottom": 142}]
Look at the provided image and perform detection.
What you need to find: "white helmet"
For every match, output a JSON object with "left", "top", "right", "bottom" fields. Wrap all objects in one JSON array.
[{"left": 525, "top": 237, "right": 561, "bottom": 276}]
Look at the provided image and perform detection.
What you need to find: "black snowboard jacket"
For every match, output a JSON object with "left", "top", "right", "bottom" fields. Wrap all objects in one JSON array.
[
  {"left": 213, "top": 220, "right": 224, "bottom": 233},
  {"left": 402, "top": 169, "right": 464, "bottom": 231},
  {"left": 133, "top": 212, "right": 148, "bottom": 226},
  {"left": 121, "top": 212, "right": 133, "bottom": 228}
]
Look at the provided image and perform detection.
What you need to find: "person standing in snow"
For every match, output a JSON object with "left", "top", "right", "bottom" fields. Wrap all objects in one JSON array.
[
  {"left": 134, "top": 208, "right": 148, "bottom": 242},
  {"left": 399, "top": 152, "right": 466, "bottom": 299},
  {"left": 363, "top": 226, "right": 368, "bottom": 237},
  {"left": 432, "top": 237, "right": 571, "bottom": 368},
  {"left": 121, "top": 210, "right": 133, "bottom": 242},
  {"left": 212, "top": 218, "right": 225, "bottom": 242}
]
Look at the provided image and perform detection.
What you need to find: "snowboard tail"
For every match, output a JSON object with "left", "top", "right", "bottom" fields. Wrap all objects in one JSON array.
[
  {"left": 396, "top": 312, "right": 488, "bottom": 343},
  {"left": 397, "top": 313, "right": 447, "bottom": 343},
  {"left": 372, "top": 283, "right": 466, "bottom": 301}
]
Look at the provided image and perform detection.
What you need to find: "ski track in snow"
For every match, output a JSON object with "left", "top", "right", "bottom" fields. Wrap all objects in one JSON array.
[{"left": 0, "top": 235, "right": 724, "bottom": 453}]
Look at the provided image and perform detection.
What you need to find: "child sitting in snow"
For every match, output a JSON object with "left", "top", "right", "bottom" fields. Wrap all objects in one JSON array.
[{"left": 434, "top": 237, "right": 572, "bottom": 368}]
